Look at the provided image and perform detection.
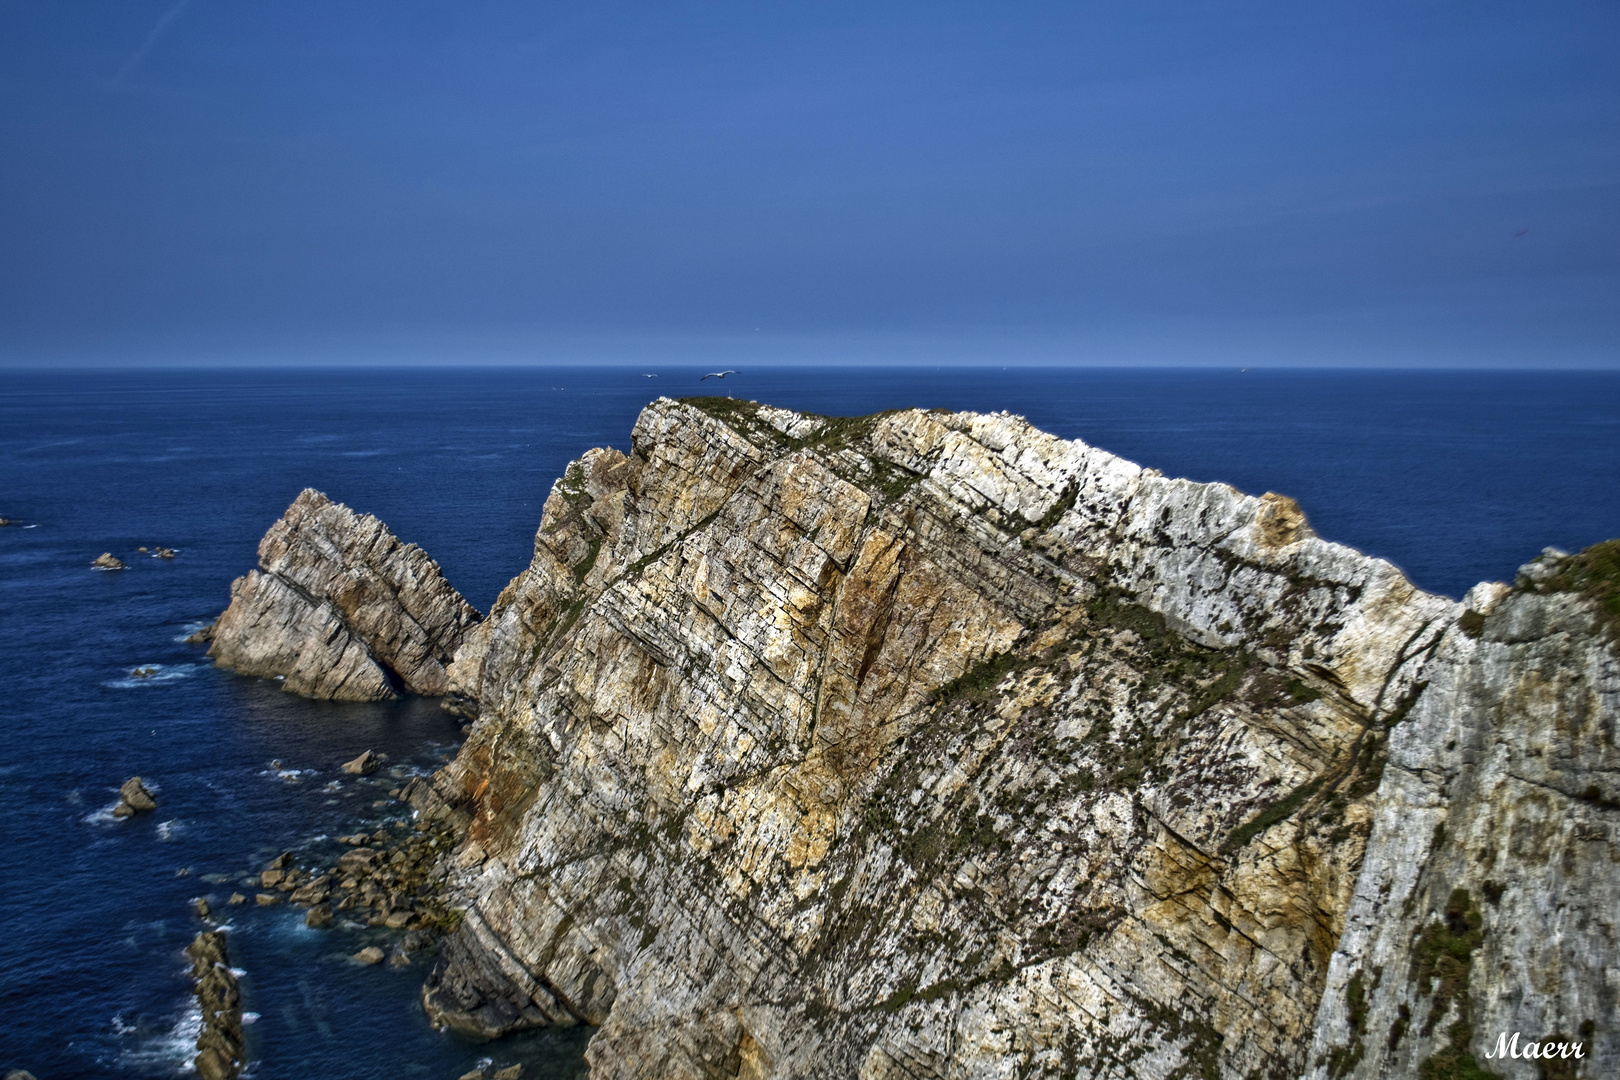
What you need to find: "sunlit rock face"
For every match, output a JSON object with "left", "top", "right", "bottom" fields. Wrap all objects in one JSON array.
[
  {"left": 421, "top": 394, "right": 1575, "bottom": 1080},
  {"left": 208, "top": 488, "right": 482, "bottom": 701},
  {"left": 1306, "top": 547, "right": 1620, "bottom": 1080}
]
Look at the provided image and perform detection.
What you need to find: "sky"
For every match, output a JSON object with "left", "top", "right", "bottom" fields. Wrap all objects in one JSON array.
[{"left": 0, "top": 1, "right": 1616, "bottom": 367}]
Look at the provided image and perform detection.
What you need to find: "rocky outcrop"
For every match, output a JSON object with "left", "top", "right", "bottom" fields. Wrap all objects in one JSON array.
[
  {"left": 112, "top": 776, "right": 156, "bottom": 818},
  {"left": 399, "top": 396, "right": 1616, "bottom": 1080},
  {"left": 207, "top": 489, "right": 482, "bottom": 700},
  {"left": 91, "top": 552, "right": 126, "bottom": 570},
  {"left": 186, "top": 930, "right": 245, "bottom": 1080}
]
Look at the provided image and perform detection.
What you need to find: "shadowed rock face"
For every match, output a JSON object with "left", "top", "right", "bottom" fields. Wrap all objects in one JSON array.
[
  {"left": 404, "top": 396, "right": 1618, "bottom": 1080},
  {"left": 208, "top": 489, "right": 482, "bottom": 700}
]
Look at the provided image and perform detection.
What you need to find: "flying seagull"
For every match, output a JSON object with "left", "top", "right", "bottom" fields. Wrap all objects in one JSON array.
[
  {"left": 701, "top": 370, "right": 736, "bottom": 381},
  {"left": 642, "top": 374, "right": 658, "bottom": 378}
]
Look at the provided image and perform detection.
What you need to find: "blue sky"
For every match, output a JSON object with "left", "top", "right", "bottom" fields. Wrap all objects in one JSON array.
[{"left": 1, "top": 1, "right": 1616, "bottom": 366}]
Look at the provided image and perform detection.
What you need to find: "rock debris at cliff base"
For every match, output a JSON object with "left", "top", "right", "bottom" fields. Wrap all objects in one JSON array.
[{"left": 208, "top": 398, "right": 1618, "bottom": 1079}]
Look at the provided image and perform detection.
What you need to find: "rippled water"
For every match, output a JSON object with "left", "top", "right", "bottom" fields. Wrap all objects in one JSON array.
[{"left": 0, "top": 366, "right": 1616, "bottom": 1078}]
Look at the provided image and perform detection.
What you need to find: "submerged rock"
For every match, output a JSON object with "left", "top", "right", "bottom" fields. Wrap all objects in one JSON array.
[
  {"left": 206, "top": 489, "right": 482, "bottom": 701},
  {"left": 91, "top": 552, "right": 126, "bottom": 571},
  {"left": 393, "top": 398, "right": 1617, "bottom": 1079},
  {"left": 154, "top": 546, "right": 177, "bottom": 559}
]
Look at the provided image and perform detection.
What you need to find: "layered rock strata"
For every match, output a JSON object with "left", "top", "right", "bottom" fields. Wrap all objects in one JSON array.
[
  {"left": 213, "top": 399, "right": 1617, "bottom": 1077},
  {"left": 207, "top": 489, "right": 482, "bottom": 700},
  {"left": 410, "top": 396, "right": 1609, "bottom": 1080}
]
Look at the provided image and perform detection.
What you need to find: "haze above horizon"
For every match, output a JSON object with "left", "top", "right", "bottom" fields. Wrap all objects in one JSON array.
[{"left": 2, "top": 1, "right": 1616, "bottom": 369}]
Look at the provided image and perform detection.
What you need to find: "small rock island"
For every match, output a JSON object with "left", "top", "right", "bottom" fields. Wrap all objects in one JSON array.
[{"left": 203, "top": 398, "right": 1618, "bottom": 1079}]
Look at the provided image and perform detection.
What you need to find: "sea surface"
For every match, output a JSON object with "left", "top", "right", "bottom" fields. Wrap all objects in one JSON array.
[{"left": 1, "top": 366, "right": 1617, "bottom": 1078}]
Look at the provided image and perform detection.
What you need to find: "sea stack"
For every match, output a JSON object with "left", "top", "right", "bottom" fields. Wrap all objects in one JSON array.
[{"left": 205, "top": 489, "right": 482, "bottom": 700}]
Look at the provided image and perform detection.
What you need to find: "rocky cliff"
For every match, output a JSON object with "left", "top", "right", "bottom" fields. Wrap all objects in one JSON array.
[
  {"left": 208, "top": 488, "right": 482, "bottom": 700},
  {"left": 216, "top": 401, "right": 1617, "bottom": 1077},
  {"left": 1306, "top": 546, "right": 1618, "bottom": 1080}
]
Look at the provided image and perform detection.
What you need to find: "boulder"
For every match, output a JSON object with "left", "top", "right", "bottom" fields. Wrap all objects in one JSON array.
[
  {"left": 154, "top": 546, "right": 177, "bottom": 559},
  {"left": 91, "top": 552, "right": 126, "bottom": 571},
  {"left": 304, "top": 904, "right": 333, "bottom": 929},
  {"left": 120, "top": 777, "right": 156, "bottom": 811},
  {"left": 493, "top": 1066, "right": 525, "bottom": 1080},
  {"left": 340, "top": 749, "right": 381, "bottom": 776},
  {"left": 254, "top": 893, "right": 280, "bottom": 906},
  {"left": 112, "top": 776, "right": 156, "bottom": 818},
  {"left": 227, "top": 893, "right": 246, "bottom": 905},
  {"left": 194, "top": 897, "right": 211, "bottom": 918},
  {"left": 353, "top": 946, "right": 386, "bottom": 966},
  {"left": 290, "top": 878, "right": 330, "bottom": 905}
]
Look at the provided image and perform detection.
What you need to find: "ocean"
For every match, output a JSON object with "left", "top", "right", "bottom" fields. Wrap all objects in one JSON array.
[{"left": 1, "top": 366, "right": 1617, "bottom": 1078}]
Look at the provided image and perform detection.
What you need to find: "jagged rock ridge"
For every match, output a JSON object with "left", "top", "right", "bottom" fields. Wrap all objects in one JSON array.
[{"left": 207, "top": 488, "right": 482, "bottom": 700}]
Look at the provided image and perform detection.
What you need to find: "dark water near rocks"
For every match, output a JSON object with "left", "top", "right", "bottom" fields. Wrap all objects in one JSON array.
[{"left": 1, "top": 366, "right": 1617, "bottom": 1078}]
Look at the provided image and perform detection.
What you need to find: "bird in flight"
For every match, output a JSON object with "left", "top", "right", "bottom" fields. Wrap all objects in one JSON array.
[
  {"left": 701, "top": 370, "right": 736, "bottom": 381},
  {"left": 1514, "top": 228, "right": 1531, "bottom": 238},
  {"left": 642, "top": 374, "right": 658, "bottom": 378}
]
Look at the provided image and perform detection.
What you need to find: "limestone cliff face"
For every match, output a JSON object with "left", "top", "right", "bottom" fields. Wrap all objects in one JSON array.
[
  {"left": 416, "top": 397, "right": 1515, "bottom": 1079},
  {"left": 1306, "top": 547, "right": 1619, "bottom": 1080},
  {"left": 208, "top": 489, "right": 482, "bottom": 700}
]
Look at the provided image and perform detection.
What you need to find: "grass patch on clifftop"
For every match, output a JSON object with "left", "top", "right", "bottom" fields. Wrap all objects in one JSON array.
[{"left": 1531, "top": 538, "right": 1620, "bottom": 643}]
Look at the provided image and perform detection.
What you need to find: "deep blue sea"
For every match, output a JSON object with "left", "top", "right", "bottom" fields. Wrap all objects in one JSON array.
[{"left": 1, "top": 366, "right": 1618, "bottom": 1079}]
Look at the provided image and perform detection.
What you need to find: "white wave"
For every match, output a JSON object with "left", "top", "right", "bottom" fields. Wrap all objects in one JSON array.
[
  {"left": 106, "top": 663, "right": 202, "bottom": 688},
  {"left": 22, "top": 523, "right": 39, "bottom": 529},
  {"left": 173, "top": 621, "right": 212, "bottom": 643},
  {"left": 84, "top": 801, "right": 125, "bottom": 826},
  {"left": 241, "top": 1011, "right": 259, "bottom": 1025},
  {"left": 155, "top": 820, "right": 183, "bottom": 841},
  {"left": 112, "top": 1000, "right": 203, "bottom": 1073}
]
